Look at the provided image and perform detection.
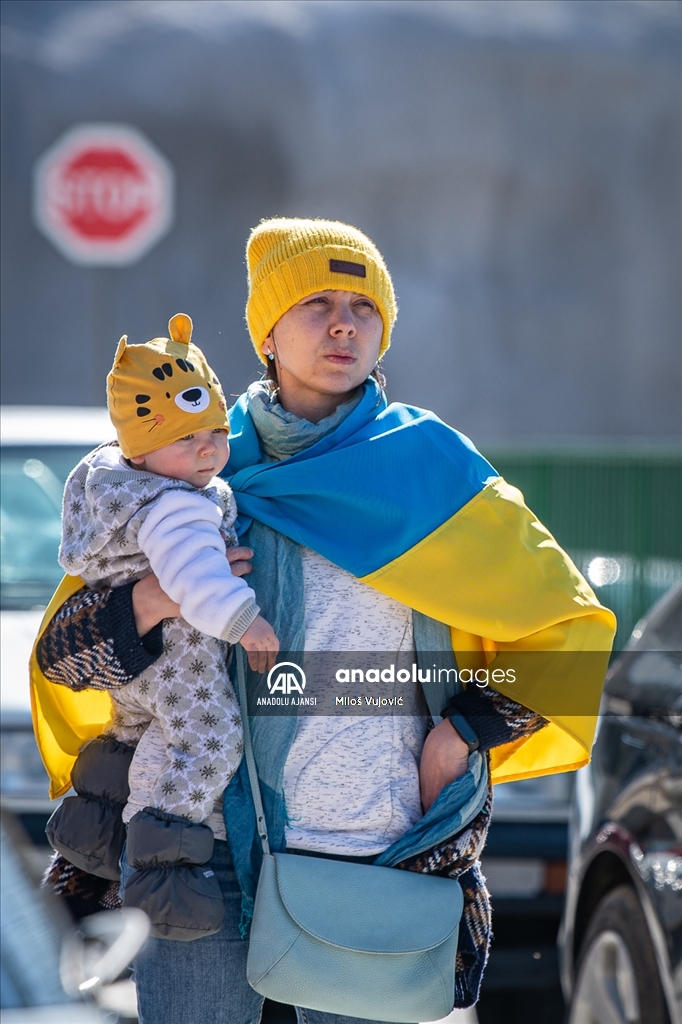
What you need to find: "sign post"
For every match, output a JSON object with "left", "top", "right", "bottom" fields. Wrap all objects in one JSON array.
[{"left": 33, "top": 123, "right": 174, "bottom": 266}]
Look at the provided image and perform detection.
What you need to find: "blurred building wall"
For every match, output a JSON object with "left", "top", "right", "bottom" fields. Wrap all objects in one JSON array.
[{"left": 1, "top": 0, "right": 680, "bottom": 440}]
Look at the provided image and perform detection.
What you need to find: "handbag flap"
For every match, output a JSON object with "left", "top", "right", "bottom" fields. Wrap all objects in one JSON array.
[{"left": 273, "top": 853, "right": 463, "bottom": 953}]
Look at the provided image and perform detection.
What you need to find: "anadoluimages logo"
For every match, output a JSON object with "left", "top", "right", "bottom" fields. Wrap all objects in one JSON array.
[{"left": 267, "top": 662, "right": 307, "bottom": 695}]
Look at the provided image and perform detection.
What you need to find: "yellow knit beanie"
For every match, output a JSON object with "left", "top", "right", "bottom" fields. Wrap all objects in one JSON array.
[
  {"left": 245, "top": 218, "right": 397, "bottom": 362},
  {"left": 107, "top": 314, "right": 229, "bottom": 459}
]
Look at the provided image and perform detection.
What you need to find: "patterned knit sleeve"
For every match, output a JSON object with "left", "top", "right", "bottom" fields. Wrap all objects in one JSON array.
[
  {"left": 441, "top": 684, "right": 548, "bottom": 751},
  {"left": 36, "top": 583, "right": 163, "bottom": 691}
]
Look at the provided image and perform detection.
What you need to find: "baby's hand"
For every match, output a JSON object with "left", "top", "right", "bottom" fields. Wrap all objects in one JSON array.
[{"left": 240, "top": 615, "right": 280, "bottom": 673}]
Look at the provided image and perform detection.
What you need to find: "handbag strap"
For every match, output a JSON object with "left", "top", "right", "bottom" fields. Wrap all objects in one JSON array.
[{"left": 235, "top": 646, "right": 271, "bottom": 856}]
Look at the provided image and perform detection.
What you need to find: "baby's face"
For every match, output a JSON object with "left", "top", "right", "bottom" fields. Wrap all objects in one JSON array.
[{"left": 130, "top": 428, "right": 229, "bottom": 487}]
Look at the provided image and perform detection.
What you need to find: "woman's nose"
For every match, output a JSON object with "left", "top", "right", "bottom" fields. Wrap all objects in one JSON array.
[{"left": 329, "top": 303, "right": 356, "bottom": 336}]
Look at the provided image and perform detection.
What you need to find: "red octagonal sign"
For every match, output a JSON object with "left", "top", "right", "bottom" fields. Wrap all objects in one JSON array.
[{"left": 34, "top": 124, "right": 175, "bottom": 266}]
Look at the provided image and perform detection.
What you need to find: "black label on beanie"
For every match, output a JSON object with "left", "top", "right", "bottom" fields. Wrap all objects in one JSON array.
[{"left": 329, "top": 259, "right": 366, "bottom": 278}]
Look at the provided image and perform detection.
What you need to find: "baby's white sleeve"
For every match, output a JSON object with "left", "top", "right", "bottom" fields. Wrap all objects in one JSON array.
[{"left": 137, "top": 489, "right": 259, "bottom": 643}]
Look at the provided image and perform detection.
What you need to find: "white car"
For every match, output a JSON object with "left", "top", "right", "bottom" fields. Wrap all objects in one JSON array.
[
  {"left": 0, "top": 406, "right": 113, "bottom": 831},
  {"left": 1, "top": 407, "right": 149, "bottom": 1022}
]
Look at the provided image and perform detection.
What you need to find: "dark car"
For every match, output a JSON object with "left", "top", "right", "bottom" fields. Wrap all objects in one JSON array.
[{"left": 560, "top": 584, "right": 682, "bottom": 1024}]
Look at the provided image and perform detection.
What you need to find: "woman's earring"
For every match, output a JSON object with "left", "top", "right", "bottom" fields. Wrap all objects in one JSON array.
[{"left": 267, "top": 351, "right": 275, "bottom": 361}]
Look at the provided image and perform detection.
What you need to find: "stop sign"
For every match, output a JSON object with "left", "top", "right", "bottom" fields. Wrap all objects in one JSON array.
[{"left": 33, "top": 123, "right": 174, "bottom": 266}]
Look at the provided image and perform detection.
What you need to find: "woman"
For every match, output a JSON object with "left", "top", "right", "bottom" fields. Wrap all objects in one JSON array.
[{"left": 33, "top": 218, "right": 616, "bottom": 1024}]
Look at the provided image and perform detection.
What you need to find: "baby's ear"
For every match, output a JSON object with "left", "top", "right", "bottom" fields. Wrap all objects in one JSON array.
[{"left": 168, "top": 313, "right": 193, "bottom": 347}]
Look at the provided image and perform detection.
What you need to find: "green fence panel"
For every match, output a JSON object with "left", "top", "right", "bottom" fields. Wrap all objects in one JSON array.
[{"left": 479, "top": 446, "right": 682, "bottom": 651}]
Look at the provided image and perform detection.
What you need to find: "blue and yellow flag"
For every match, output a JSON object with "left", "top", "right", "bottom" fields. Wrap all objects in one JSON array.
[
  {"left": 225, "top": 382, "right": 616, "bottom": 784},
  {"left": 30, "top": 381, "right": 616, "bottom": 797}
]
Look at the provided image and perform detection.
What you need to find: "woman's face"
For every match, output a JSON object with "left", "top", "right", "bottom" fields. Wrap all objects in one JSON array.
[{"left": 260, "top": 290, "right": 383, "bottom": 422}]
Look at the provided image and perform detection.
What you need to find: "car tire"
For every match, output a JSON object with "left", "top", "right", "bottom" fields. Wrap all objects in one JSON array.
[{"left": 568, "top": 884, "right": 669, "bottom": 1024}]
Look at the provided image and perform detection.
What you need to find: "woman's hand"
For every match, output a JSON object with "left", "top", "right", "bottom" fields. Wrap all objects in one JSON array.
[
  {"left": 419, "top": 718, "right": 470, "bottom": 813},
  {"left": 226, "top": 545, "right": 254, "bottom": 578},
  {"left": 132, "top": 574, "right": 181, "bottom": 637},
  {"left": 240, "top": 614, "right": 280, "bottom": 673}
]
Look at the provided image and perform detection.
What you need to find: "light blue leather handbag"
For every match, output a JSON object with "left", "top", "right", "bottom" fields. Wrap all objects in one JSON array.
[{"left": 236, "top": 648, "right": 463, "bottom": 1023}]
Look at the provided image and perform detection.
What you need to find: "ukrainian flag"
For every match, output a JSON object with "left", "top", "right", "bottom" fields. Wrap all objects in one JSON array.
[
  {"left": 225, "top": 383, "right": 616, "bottom": 785},
  {"left": 30, "top": 381, "right": 615, "bottom": 798}
]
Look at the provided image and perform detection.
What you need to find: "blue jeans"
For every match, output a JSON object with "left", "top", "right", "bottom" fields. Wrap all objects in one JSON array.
[{"left": 121, "top": 840, "right": 408, "bottom": 1024}]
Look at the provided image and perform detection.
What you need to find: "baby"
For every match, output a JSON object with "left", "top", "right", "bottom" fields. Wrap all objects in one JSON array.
[{"left": 48, "top": 313, "right": 277, "bottom": 939}]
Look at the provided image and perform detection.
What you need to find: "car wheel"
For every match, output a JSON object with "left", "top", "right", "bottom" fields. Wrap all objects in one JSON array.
[{"left": 568, "top": 884, "right": 669, "bottom": 1024}]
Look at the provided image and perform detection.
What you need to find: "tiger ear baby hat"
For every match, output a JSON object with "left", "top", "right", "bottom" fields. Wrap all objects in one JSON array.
[{"left": 107, "top": 313, "right": 229, "bottom": 459}]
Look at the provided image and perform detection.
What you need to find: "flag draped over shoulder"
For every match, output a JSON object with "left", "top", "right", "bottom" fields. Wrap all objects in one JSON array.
[
  {"left": 224, "top": 382, "right": 616, "bottom": 783},
  {"left": 30, "top": 381, "right": 616, "bottom": 797}
]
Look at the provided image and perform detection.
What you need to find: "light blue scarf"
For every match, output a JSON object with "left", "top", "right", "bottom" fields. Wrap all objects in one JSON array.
[
  {"left": 246, "top": 380, "right": 367, "bottom": 461},
  {"left": 223, "top": 381, "right": 489, "bottom": 929}
]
